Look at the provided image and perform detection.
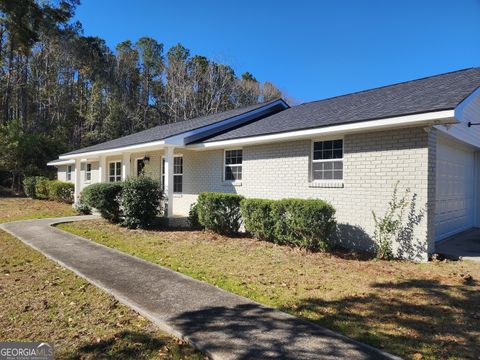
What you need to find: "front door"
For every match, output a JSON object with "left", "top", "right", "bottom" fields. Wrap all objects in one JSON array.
[{"left": 136, "top": 159, "right": 145, "bottom": 176}]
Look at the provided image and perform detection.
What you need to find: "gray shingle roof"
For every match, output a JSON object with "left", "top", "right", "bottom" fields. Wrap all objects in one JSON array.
[
  {"left": 201, "top": 68, "right": 480, "bottom": 143},
  {"left": 63, "top": 100, "right": 283, "bottom": 155}
]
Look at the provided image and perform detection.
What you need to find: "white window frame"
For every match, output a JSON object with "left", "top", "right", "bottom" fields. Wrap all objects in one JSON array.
[
  {"left": 66, "top": 165, "right": 72, "bottom": 181},
  {"left": 161, "top": 155, "right": 183, "bottom": 194},
  {"left": 85, "top": 163, "right": 92, "bottom": 182},
  {"left": 223, "top": 148, "right": 243, "bottom": 183},
  {"left": 108, "top": 161, "right": 122, "bottom": 182},
  {"left": 311, "top": 137, "right": 344, "bottom": 182}
]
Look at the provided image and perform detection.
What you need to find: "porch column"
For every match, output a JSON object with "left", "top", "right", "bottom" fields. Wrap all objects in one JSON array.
[
  {"left": 122, "top": 152, "right": 131, "bottom": 180},
  {"left": 74, "top": 158, "right": 81, "bottom": 203},
  {"left": 99, "top": 156, "right": 106, "bottom": 183},
  {"left": 164, "top": 147, "right": 174, "bottom": 217}
]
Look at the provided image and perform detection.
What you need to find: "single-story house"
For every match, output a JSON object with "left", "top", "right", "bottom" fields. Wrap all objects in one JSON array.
[{"left": 48, "top": 68, "right": 480, "bottom": 260}]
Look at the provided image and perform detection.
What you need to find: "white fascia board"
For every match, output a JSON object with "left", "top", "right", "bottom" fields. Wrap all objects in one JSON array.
[
  {"left": 164, "top": 99, "right": 289, "bottom": 146},
  {"left": 47, "top": 160, "right": 75, "bottom": 166},
  {"left": 59, "top": 140, "right": 167, "bottom": 160},
  {"left": 188, "top": 110, "right": 456, "bottom": 150}
]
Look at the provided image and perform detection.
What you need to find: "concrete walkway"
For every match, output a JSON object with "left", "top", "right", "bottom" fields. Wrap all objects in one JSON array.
[
  {"left": 1, "top": 217, "right": 399, "bottom": 360},
  {"left": 436, "top": 228, "right": 480, "bottom": 262}
]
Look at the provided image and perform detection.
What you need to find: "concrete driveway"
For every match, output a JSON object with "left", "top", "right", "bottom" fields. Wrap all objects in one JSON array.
[{"left": 436, "top": 228, "right": 480, "bottom": 262}]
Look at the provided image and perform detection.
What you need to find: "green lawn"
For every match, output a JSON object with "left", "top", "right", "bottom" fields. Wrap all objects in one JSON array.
[
  {"left": 58, "top": 218, "right": 480, "bottom": 359},
  {"left": 0, "top": 198, "right": 204, "bottom": 359}
]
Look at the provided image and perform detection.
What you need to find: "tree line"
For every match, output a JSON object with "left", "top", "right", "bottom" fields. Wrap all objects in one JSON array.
[{"left": 0, "top": 0, "right": 283, "bottom": 191}]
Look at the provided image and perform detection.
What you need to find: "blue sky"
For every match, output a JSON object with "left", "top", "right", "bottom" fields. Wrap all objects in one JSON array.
[{"left": 74, "top": 0, "right": 480, "bottom": 103}]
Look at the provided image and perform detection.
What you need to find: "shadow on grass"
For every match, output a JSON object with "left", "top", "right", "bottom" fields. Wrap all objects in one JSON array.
[
  {"left": 68, "top": 330, "right": 194, "bottom": 360},
  {"left": 284, "top": 278, "right": 480, "bottom": 358}
]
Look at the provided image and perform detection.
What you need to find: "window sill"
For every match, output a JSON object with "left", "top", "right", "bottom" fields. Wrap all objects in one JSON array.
[
  {"left": 223, "top": 181, "right": 242, "bottom": 187},
  {"left": 309, "top": 181, "right": 344, "bottom": 188},
  {"left": 173, "top": 193, "right": 183, "bottom": 198}
]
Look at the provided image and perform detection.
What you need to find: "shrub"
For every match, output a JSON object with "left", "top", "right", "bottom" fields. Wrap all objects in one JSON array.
[
  {"left": 47, "top": 180, "right": 74, "bottom": 203},
  {"left": 188, "top": 202, "right": 201, "bottom": 229},
  {"left": 120, "top": 176, "right": 163, "bottom": 229},
  {"left": 272, "top": 198, "right": 336, "bottom": 251},
  {"left": 240, "top": 198, "right": 276, "bottom": 241},
  {"left": 23, "top": 176, "right": 37, "bottom": 198},
  {"left": 372, "top": 182, "right": 414, "bottom": 260},
  {"left": 34, "top": 176, "right": 50, "bottom": 200},
  {"left": 81, "top": 182, "right": 123, "bottom": 223},
  {"left": 73, "top": 201, "right": 92, "bottom": 215},
  {"left": 196, "top": 192, "right": 244, "bottom": 235}
]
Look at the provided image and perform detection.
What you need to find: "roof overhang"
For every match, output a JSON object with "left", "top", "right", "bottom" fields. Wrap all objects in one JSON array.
[
  {"left": 187, "top": 109, "right": 457, "bottom": 150},
  {"left": 59, "top": 140, "right": 167, "bottom": 160},
  {"left": 47, "top": 159, "right": 75, "bottom": 166},
  {"left": 435, "top": 86, "right": 480, "bottom": 149}
]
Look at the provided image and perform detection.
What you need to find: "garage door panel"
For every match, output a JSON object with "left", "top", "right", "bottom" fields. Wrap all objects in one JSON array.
[{"left": 435, "top": 140, "right": 475, "bottom": 241}]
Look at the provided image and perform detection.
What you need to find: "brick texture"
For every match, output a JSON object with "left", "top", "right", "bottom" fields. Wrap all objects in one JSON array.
[{"left": 63, "top": 127, "right": 437, "bottom": 260}]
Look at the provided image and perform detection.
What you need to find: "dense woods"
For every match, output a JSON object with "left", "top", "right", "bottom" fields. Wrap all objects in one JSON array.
[{"left": 0, "top": 0, "right": 283, "bottom": 191}]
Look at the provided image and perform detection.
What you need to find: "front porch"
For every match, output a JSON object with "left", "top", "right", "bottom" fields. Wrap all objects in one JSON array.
[{"left": 69, "top": 146, "right": 192, "bottom": 218}]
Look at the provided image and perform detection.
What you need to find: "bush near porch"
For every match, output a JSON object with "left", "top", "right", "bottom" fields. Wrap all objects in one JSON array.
[
  {"left": 81, "top": 182, "right": 124, "bottom": 223},
  {"left": 81, "top": 177, "right": 163, "bottom": 229},
  {"left": 120, "top": 177, "right": 163, "bottom": 229},
  {"left": 46, "top": 180, "right": 74, "bottom": 203}
]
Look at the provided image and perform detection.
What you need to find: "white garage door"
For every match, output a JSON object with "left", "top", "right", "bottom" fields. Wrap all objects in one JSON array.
[{"left": 435, "top": 139, "right": 475, "bottom": 241}]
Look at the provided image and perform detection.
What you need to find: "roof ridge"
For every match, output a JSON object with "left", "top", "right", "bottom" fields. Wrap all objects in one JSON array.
[{"left": 300, "top": 67, "right": 479, "bottom": 107}]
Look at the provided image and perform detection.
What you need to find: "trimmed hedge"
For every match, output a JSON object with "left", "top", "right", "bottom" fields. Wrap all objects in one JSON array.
[
  {"left": 273, "top": 198, "right": 336, "bottom": 251},
  {"left": 188, "top": 202, "right": 201, "bottom": 229},
  {"left": 47, "top": 180, "right": 74, "bottom": 203},
  {"left": 240, "top": 198, "right": 276, "bottom": 242},
  {"left": 23, "top": 176, "right": 74, "bottom": 203},
  {"left": 34, "top": 177, "right": 50, "bottom": 199},
  {"left": 81, "top": 182, "right": 124, "bottom": 223},
  {"left": 241, "top": 197, "right": 336, "bottom": 251},
  {"left": 23, "top": 176, "right": 37, "bottom": 198},
  {"left": 120, "top": 176, "right": 163, "bottom": 229},
  {"left": 73, "top": 201, "right": 91, "bottom": 215},
  {"left": 196, "top": 192, "right": 244, "bottom": 235}
]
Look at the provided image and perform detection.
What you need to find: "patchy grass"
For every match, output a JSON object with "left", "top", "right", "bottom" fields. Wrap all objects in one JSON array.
[
  {"left": 59, "top": 220, "right": 480, "bottom": 359},
  {"left": 0, "top": 197, "right": 77, "bottom": 223},
  {"left": 0, "top": 198, "right": 205, "bottom": 359}
]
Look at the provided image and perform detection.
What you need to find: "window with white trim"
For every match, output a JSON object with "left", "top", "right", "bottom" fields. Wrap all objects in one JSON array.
[
  {"left": 109, "top": 161, "right": 122, "bottom": 182},
  {"left": 312, "top": 139, "right": 343, "bottom": 180},
  {"left": 85, "top": 163, "right": 92, "bottom": 181},
  {"left": 66, "top": 165, "right": 72, "bottom": 181},
  {"left": 224, "top": 149, "right": 242, "bottom": 181},
  {"left": 161, "top": 155, "right": 183, "bottom": 193}
]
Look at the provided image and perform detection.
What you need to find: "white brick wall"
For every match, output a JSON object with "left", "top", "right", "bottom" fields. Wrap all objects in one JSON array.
[
  {"left": 57, "top": 127, "right": 436, "bottom": 260},
  {"left": 177, "top": 127, "right": 436, "bottom": 260}
]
